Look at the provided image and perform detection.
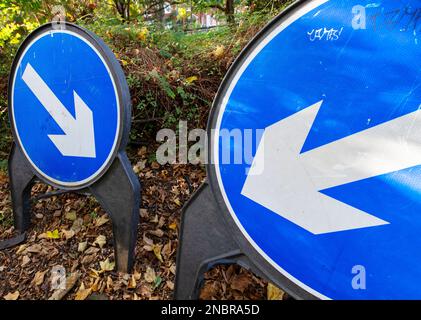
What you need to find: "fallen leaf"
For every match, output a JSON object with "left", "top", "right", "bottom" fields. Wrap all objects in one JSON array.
[
  {"left": 153, "top": 244, "right": 163, "bottom": 263},
  {"left": 186, "top": 76, "right": 198, "bottom": 84},
  {"left": 213, "top": 45, "right": 225, "bottom": 59},
  {"left": 150, "top": 229, "right": 164, "bottom": 237},
  {"left": 32, "top": 270, "right": 48, "bottom": 286},
  {"left": 168, "top": 222, "right": 177, "bottom": 230},
  {"left": 95, "top": 215, "right": 109, "bottom": 227},
  {"left": 49, "top": 272, "right": 80, "bottom": 300},
  {"left": 153, "top": 276, "right": 162, "bottom": 290},
  {"left": 16, "top": 244, "right": 27, "bottom": 255},
  {"left": 81, "top": 254, "right": 96, "bottom": 265},
  {"left": 46, "top": 229, "right": 60, "bottom": 239},
  {"left": 166, "top": 281, "right": 174, "bottom": 290},
  {"left": 65, "top": 210, "right": 77, "bottom": 221},
  {"left": 3, "top": 291, "right": 19, "bottom": 300},
  {"left": 133, "top": 270, "right": 141, "bottom": 281},
  {"left": 78, "top": 241, "right": 88, "bottom": 253},
  {"left": 71, "top": 218, "right": 84, "bottom": 234},
  {"left": 267, "top": 283, "right": 285, "bottom": 300},
  {"left": 26, "top": 244, "right": 42, "bottom": 253},
  {"left": 84, "top": 247, "right": 99, "bottom": 255},
  {"left": 128, "top": 275, "right": 137, "bottom": 289},
  {"left": 231, "top": 274, "right": 251, "bottom": 293},
  {"left": 61, "top": 229, "right": 75, "bottom": 240},
  {"left": 21, "top": 255, "right": 31, "bottom": 267},
  {"left": 75, "top": 282, "right": 92, "bottom": 300},
  {"left": 99, "top": 258, "right": 115, "bottom": 272},
  {"left": 173, "top": 198, "right": 182, "bottom": 206},
  {"left": 144, "top": 267, "right": 156, "bottom": 283},
  {"left": 93, "top": 235, "right": 106, "bottom": 248}
]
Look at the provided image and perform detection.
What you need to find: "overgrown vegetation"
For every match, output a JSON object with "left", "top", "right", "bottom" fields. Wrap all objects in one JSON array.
[{"left": 0, "top": 0, "right": 291, "bottom": 166}]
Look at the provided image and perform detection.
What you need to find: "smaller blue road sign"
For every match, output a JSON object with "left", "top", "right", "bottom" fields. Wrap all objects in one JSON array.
[{"left": 10, "top": 24, "right": 124, "bottom": 188}]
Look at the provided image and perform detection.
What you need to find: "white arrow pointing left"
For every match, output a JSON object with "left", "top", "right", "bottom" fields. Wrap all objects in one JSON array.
[
  {"left": 22, "top": 63, "right": 96, "bottom": 158},
  {"left": 241, "top": 100, "right": 421, "bottom": 235}
]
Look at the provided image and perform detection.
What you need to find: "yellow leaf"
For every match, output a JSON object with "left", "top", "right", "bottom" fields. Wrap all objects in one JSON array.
[
  {"left": 93, "top": 235, "right": 107, "bottom": 248},
  {"left": 153, "top": 244, "right": 163, "bottom": 263},
  {"left": 99, "top": 258, "right": 115, "bottom": 272},
  {"left": 177, "top": 7, "right": 187, "bottom": 19},
  {"left": 213, "top": 45, "right": 225, "bottom": 59},
  {"left": 137, "top": 27, "right": 149, "bottom": 41},
  {"left": 169, "top": 222, "right": 177, "bottom": 230},
  {"left": 16, "top": 244, "right": 27, "bottom": 255},
  {"left": 46, "top": 229, "right": 60, "bottom": 239},
  {"left": 74, "top": 283, "right": 91, "bottom": 300},
  {"left": 186, "top": 76, "right": 198, "bottom": 84},
  {"left": 3, "top": 291, "right": 19, "bottom": 300},
  {"left": 267, "top": 283, "right": 285, "bottom": 300},
  {"left": 128, "top": 275, "right": 137, "bottom": 289}
]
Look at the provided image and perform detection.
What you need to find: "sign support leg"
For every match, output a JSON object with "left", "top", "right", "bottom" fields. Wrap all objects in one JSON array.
[
  {"left": 89, "top": 152, "right": 140, "bottom": 273},
  {"left": 174, "top": 182, "right": 262, "bottom": 300},
  {"left": 8, "top": 143, "right": 35, "bottom": 232}
]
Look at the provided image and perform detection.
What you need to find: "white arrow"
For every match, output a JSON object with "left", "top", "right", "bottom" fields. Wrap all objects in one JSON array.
[
  {"left": 22, "top": 63, "right": 96, "bottom": 158},
  {"left": 242, "top": 100, "right": 421, "bottom": 235}
]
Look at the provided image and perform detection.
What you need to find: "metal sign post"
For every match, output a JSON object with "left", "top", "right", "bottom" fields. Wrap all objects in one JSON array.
[
  {"left": 8, "top": 22, "right": 140, "bottom": 273},
  {"left": 175, "top": 0, "right": 421, "bottom": 299}
]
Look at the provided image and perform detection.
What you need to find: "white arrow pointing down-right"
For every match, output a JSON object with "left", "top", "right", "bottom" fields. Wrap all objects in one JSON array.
[
  {"left": 242, "top": 100, "right": 421, "bottom": 235},
  {"left": 22, "top": 63, "right": 96, "bottom": 158}
]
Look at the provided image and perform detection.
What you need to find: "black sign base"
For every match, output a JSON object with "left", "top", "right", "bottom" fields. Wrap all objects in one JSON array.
[
  {"left": 174, "top": 182, "right": 265, "bottom": 300},
  {"left": 8, "top": 143, "right": 140, "bottom": 273}
]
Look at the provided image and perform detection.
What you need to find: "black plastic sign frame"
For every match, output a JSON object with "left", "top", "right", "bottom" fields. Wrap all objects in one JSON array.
[
  {"left": 7, "top": 22, "right": 140, "bottom": 273},
  {"left": 174, "top": 0, "right": 318, "bottom": 300}
]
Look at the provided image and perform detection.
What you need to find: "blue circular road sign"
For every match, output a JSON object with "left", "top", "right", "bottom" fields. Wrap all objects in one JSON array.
[
  {"left": 9, "top": 23, "right": 130, "bottom": 189},
  {"left": 209, "top": 0, "right": 421, "bottom": 299}
]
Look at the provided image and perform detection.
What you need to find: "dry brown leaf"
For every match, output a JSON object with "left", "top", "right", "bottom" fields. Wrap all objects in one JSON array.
[
  {"left": 32, "top": 270, "right": 48, "bottom": 286},
  {"left": 26, "top": 244, "right": 42, "bottom": 254},
  {"left": 93, "top": 235, "right": 106, "bottom": 248},
  {"left": 84, "top": 246, "right": 100, "bottom": 255},
  {"left": 267, "top": 283, "right": 285, "bottom": 300},
  {"left": 61, "top": 229, "right": 75, "bottom": 240},
  {"left": 231, "top": 274, "right": 251, "bottom": 293},
  {"left": 166, "top": 281, "right": 174, "bottom": 290},
  {"left": 21, "top": 255, "right": 31, "bottom": 267},
  {"left": 78, "top": 241, "right": 88, "bottom": 253},
  {"left": 95, "top": 215, "right": 109, "bottom": 227},
  {"left": 149, "top": 229, "right": 164, "bottom": 237},
  {"left": 3, "top": 291, "right": 19, "bottom": 300}
]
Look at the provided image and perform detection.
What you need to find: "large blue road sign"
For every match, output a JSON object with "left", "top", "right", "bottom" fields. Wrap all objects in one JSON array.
[
  {"left": 9, "top": 23, "right": 127, "bottom": 189},
  {"left": 209, "top": 0, "right": 421, "bottom": 299}
]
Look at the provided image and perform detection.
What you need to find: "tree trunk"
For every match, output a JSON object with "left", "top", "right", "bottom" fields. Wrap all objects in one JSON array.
[
  {"left": 225, "top": 0, "right": 235, "bottom": 24},
  {"left": 114, "top": 0, "right": 130, "bottom": 22}
]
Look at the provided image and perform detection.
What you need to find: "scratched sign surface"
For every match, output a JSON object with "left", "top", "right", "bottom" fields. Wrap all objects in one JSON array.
[{"left": 212, "top": 0, "right": 421, "bottom": 299}]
